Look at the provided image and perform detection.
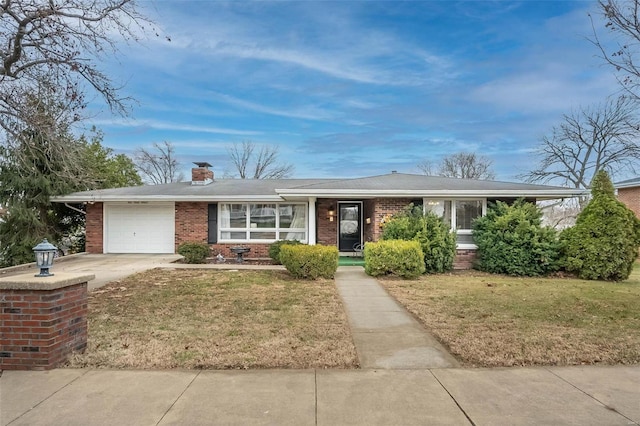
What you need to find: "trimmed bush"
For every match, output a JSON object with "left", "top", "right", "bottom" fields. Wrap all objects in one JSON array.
[
  {"left": 561, "top": 171, "right": 640, "bottom": 281},
  {"left": 472, "top": 199, "right": 560, "bottom": 276},
  {"left": 268, "top": 239, "right": 302, "bottom": 264},
  {"left": 364, "top": 240, "right": 425, "bottom": 279},
  {"left": 177, "top": 242, "right": 210, "bottom": 264},
  {"left": 279, "top": 244, "right": 339, "bottom": 279},
  {"left": 382, "top": 205, "right": 456, "bottom": 273}
]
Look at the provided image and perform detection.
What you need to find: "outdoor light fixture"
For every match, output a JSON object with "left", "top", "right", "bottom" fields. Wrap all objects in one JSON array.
[
  {"left": 366, "top": 217, "right": 371, "bottom": 224},
  {"left": 328, "top": 207, "right": 335, "bottom": 222},
  {"left": 33, "top": 239, "right": 57, "bottom": 277}
]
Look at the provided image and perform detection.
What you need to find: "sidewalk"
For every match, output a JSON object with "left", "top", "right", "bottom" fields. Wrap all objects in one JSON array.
[
  {"left": 3, "top": 265, "right": 639, "bottom": 425},
  {"left": 2, "top": 366, "right": 639, "bottom": 425}
]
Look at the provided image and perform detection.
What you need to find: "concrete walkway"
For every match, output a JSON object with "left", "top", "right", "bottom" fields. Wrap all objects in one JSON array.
[
  {"left": 2, "top": 366, "right": 639, "bottom": 425},
  {"left": 335, "top": 266, "right": 459, "bottom": 369}
]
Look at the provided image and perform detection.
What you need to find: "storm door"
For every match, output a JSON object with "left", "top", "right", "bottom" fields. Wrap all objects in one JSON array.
[{"left": 338, "top": 202, "right": 362, "bottom": 252}]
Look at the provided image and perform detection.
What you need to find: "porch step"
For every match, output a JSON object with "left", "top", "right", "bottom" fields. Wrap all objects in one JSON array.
[{"left": 338, "top": 256, "right": 365, "bottom": 266}]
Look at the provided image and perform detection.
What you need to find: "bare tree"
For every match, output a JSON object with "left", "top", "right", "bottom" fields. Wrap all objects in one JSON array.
[
  {"left": 227, "top": 141, "right": 294, "bottom": 179},
  {"left": 418, "top": 152, "right": 495, "bottom": 180},
  {"left": 134, "top": 141, "right": 184, "bottom": 185},
  {"left": 0, "top": 0, "right": 154, "bottom": 142},
  {"left": 591, "top": 0, "right": 640, "bottom": 99},
  {"left": 521, "top": 96, "right": 640, "bottom": 191}
]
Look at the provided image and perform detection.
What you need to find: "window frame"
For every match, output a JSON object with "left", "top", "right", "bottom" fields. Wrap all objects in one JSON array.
[
  {"left": 218, "top": 202, "right": 308, "bottom": 243},
  {"left": 423, "top": 198, "right": 487, "bottom": 249}
]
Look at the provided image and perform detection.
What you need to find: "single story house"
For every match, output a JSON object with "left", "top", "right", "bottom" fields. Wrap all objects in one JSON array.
[
  {"left": 615, "top": 177, "right": 640, "bottom": 219},
  {"left": 53, "top": 162, "right": 583, "bottom": 268}
]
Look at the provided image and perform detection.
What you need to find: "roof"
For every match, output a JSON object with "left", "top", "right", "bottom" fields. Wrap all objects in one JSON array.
[
  {"left": 51, "top": 173, "right": 585, "bottom": 203},
  {"left": 615, "top": 177, "right": 640, "bottom": 189}
]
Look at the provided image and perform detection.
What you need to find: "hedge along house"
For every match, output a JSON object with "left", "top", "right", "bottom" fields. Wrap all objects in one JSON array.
[{"left": 53, "top": 162, "right": 583, "bottom": 268}]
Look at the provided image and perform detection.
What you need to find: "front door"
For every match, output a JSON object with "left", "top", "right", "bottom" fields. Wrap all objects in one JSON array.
[{"left": 338, "top": 202, "right": 362, "bottom": 252}]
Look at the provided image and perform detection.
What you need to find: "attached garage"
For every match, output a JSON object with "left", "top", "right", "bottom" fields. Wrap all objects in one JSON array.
[{"left": 104, "top": 203, "right": 175, "bottom": 253}]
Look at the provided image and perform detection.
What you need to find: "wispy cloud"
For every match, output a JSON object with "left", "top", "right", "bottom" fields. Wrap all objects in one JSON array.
[
  {"left": 91, "top": 118, "right": 261, "bottom": 136},
  {"left": 211, "top": 92, "right": 336, "bottom": 121},
  {"left": 88, "top": 1, "right": 621, "bottom": 181}
]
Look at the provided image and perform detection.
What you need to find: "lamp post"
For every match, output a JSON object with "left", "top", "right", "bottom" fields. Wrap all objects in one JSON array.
[{"left": 33, "top": 239, "right": 58, "bottom": 277}]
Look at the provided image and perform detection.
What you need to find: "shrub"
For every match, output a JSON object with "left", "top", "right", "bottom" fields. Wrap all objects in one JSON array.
[
  {"left": 472, "top": 199, "right": 560, "bottom": 276},
  {"left": 177, "top": 242, "right": 210, "bottom": 264},
  {"left": 561, "top": 171, "right": 640, "bottom": 281},
  {"left": 268, "top": 239, "right": 302, "bottom": 264},
  {"left": 364, "top": 240, "right": 425, "bottom": 279},
  {"left": 279, "top": 244, "right": 339, "bottom": 279},
  {"left": 382, "top": 205, "right": 456, "bottom": 273}
]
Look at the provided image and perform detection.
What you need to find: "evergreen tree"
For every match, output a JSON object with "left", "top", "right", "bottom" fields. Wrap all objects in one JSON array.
[
  {"left": 472, "top": 200, "right": 561, "bottom": 276},
  {"left": 382, "top": 204, "right": 457, "bottom": 273},
  {"left": 561, "top": 171, "right": 640, "bottom": 281},
  {"left": 0, "top": 124, "right": 140, "bottom": 267}
]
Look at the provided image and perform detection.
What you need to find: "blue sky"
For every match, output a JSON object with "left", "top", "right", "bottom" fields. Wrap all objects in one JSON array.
[{"left": 88, "top": 0, "right": 623, "bottom": 181}]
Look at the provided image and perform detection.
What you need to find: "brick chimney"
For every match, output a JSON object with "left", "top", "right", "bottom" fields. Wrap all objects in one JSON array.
[{"left": 191, "top": 162, "right": 214, "bottom": 185}]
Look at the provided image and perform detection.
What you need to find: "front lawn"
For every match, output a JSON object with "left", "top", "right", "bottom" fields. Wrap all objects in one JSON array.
[
  {"left": 380, "top": 265, "right": 640, "bottom": 367},
  {"left": 67, "top": 268, "right": 358, "bottom": 369}
]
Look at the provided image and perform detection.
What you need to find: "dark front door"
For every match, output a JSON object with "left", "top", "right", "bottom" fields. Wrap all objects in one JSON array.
[{"left": 338, "top": 202, "right": 362, "bottom": 251}]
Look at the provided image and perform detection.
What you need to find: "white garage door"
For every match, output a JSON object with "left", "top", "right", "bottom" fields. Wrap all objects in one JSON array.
[{"left": 105, "top": 203, "right": 175, "bottom": 253}]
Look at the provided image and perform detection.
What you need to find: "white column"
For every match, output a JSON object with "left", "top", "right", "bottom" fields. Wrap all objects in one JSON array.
[{"left": 308, "top": 197, "right": 317, "bottom": 245}]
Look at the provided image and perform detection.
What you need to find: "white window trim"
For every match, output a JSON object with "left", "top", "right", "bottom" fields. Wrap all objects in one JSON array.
[
  {"left": 423, "top": 198, "right": 487, "bottom": 249},
  {"left": 218, "top": 202, "right": 308, "bottom": 243}
]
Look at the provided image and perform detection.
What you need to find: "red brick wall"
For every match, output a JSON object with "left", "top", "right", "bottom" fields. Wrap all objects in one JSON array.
[
  {"left": 454, "top": 249, "right": 477, "bottom": 270},
  {"left": 372, "top": 198, "right": 413, "bottom": 241},
  {"left": 175, "top": 202, "right": 208, "bottom": 249},
  {"left": 0, "top": 283, "right": 88, "bottom": 370},
  {"left": 85, "top": 203, "right": 103, "bottom": 254},
  {"left": 317, "top": 198, "right": 339, "bottom": 246},
  {"left": 618, "top": 187, "right": 640, "bottom": 219},
  {"left": 209, "top": 243, "right": 270, "bottom": 259}
]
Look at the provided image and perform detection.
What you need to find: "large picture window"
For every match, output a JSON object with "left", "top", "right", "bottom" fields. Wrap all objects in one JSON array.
[
  {"left": 219, "top": 203, "right": 307, "bottom": 242},
  {"left": 424, "top": 199, "right": 486, "bottom": 247}
]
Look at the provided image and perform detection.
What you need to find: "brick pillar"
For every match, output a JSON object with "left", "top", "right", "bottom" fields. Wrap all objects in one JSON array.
[
  {"left": 0, "top": 273, "right": 94, "bottom": 370},
  {"left": 85, "top": 202, "right": 103, "bottom": 253}
]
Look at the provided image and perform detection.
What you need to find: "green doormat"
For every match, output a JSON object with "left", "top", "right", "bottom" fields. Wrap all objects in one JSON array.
[{"left": 339, "top": 256, "right": 365, "bottom": 266}]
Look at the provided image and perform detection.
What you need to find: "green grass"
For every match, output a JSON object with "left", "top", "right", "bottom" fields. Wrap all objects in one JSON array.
[{"left": 380, "top": 263, "right": 640, "bottom": 367}]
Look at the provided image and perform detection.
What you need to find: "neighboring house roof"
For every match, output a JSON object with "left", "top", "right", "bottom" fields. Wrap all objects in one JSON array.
[
  {"left": 51, "top": 173, "right": 585, "bottom": 203},
  {"left": 614, "top": 177, "right": 640, "bottom": 189}
]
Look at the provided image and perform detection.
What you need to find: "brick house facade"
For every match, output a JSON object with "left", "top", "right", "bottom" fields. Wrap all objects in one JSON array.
[
  {"left": 617, "top": 187, "right": 640, "bottom": 219},
  {"left": 56, "top": 164, "right": 583, "bottom": 269}
]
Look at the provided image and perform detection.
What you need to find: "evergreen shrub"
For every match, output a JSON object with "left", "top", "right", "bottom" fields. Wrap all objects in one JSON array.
[
  {"left": 268, "top": 239, "right": 302, "bottom": 264},
  {"left": 279, "top": 244, "right": 339, "bottom": 279},
  {"left": 177, "top": 242, "right": 210, "bottom": 264},
  {"left": 561, "top": 171, "right": 640, "bottom": 281},
  {"left": 381, "top": 205, "right": 456, "bottom": 273},
  {"left": 364, "top": 240, "right": 425, "bottom": 279},
  {"left": 472, "top": 199, "right": 560, "bottom": 276}
]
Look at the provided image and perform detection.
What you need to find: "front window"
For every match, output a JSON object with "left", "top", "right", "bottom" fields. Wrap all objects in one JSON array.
[
  {"left": 424, "top": 199, "right": 485, "bottom": 247},
  {"left": 455, "top": 200, "right": 483, "bottom": 230},
  {"left": 219, "top": 203, "right": 306, "bottom": 242}
]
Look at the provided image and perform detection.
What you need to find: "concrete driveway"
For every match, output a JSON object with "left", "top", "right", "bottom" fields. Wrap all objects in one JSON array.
[{"left": 0, "top": 253, "right": 182, "bottom": 290}]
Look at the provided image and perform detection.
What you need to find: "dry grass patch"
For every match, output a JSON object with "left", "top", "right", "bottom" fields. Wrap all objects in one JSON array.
[
  {"left": 380, "top": 266, "right": 640, "bottom": 367},
  {"left": 67, "top": 268, "right": 358, "bottom": 369}
]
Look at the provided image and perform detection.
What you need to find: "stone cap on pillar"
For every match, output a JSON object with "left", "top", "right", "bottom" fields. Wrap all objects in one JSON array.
[{"left": 0, "top": 273, "right": 95, "bottom": 290}]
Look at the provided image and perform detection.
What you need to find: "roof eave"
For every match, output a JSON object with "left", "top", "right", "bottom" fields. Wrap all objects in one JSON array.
[
  {"left": 275, "top": 189, "right": 585, "bottom": 199},
  {"left": 615, "top": 182, "right": 640, "bottom": 189},
  {"left": 51, "top": 195, "right": 285, "bottom": 203}
]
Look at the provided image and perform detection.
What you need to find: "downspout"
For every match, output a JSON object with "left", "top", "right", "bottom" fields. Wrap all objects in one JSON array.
[{"left": 65, "top": 203, "right": 87, "bottom": 215}]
